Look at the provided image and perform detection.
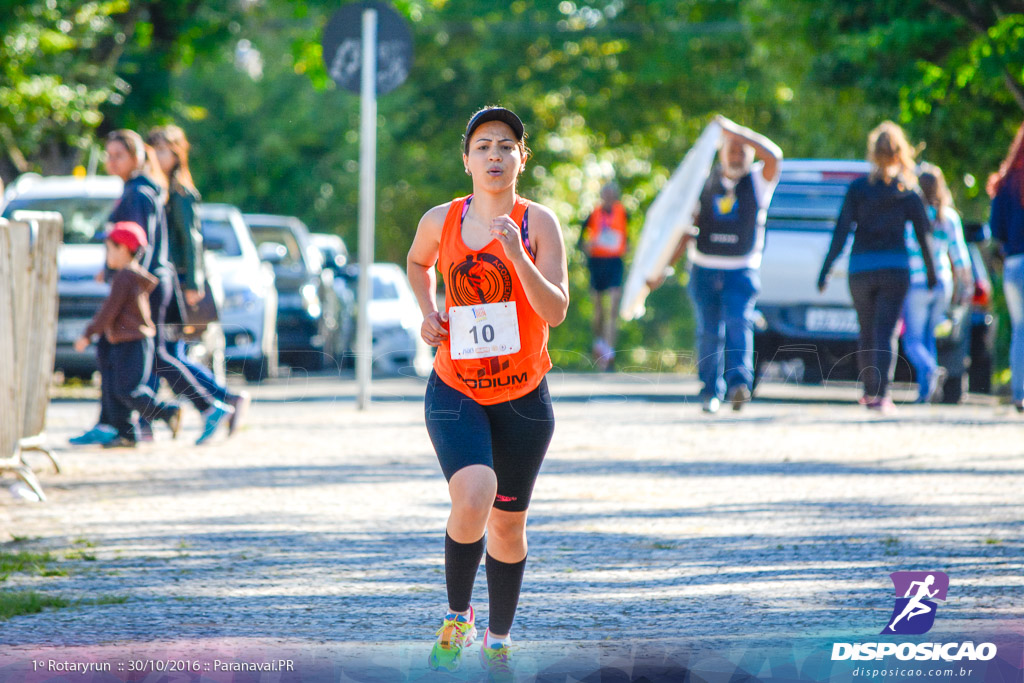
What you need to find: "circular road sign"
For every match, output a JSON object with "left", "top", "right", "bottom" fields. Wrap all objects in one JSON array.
[{"left": 322, "top": 1, "right": 413, "bottom": 95}]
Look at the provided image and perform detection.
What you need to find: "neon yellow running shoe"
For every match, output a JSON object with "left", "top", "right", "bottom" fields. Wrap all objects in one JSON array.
[
  {"left": 479, "top": 631, "right": 515, "bottom": 682},
  {"left": 427, "top": 606, "right": 477, "bottom": 672}
]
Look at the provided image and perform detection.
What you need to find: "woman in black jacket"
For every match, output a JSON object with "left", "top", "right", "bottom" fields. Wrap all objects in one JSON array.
[
  {"left": 105, "top": 129, "right": 232, "bottom": 445},
  {"left": 148, "top": 125, "right": 250, "bottom": 433},
  {"left": 818, "top": 122, "right": 937, "bottom": 412}
]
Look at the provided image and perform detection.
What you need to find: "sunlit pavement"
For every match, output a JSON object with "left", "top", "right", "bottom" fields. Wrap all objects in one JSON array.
[{"left": 1, "top": 372, "right": 1021, "bottom": 678}]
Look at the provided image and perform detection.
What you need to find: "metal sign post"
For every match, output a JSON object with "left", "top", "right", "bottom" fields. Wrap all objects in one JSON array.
[
  {"left": 355, "top": 8, "right": 377, "bottom": 410},
  {"left": 322, "top": 1, "right": 412, "bottom": 410}
]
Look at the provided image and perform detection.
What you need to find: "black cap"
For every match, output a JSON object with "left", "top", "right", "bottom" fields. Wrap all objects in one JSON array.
[{"left": 463, "top": 107, "right": 525, "bottom": 152}]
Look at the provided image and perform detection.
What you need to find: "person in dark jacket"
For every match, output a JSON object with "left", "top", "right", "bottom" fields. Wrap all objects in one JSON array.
[
  {"left": 103, "top": 129, "right": 231, "bottom": 445},
  {"left": 148, "top": 125, "right": 250, "bottom": 433},
  {"left": 653, "top": 115, "right": 783, "bottom": 413},
  {"left": 73, "top": 223, "right": 181, "bottom": 448},
  {"left": 988, "top": 121, "right": 1024, "bottom": 412},
  {"left": 818, "top": 121, "right": 937, "bottom": 412}
]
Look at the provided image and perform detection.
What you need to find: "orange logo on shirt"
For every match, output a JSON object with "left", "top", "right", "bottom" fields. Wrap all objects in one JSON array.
[{"left": 448, "top": 253, "right": 513, "bottom": 306}]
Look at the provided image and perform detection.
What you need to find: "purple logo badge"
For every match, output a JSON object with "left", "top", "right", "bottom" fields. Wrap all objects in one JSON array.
[{"left": 881, "top": 571, "right": 949, "bottom": 635}]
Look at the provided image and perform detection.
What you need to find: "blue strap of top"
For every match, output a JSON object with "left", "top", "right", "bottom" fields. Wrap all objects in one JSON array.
[{"left": 461, "top": 195, "right": 534, "bottom": 258}]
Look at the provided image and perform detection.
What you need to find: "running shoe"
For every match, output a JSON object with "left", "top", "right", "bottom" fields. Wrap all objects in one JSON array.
[
  {"left": 164, "top": 406, "right": 183, "bottom": 440},
  {"left": 196, "top": 401, "right": 233, "bottom": 446},
  {"left": 727, "top": 385, "right": 750, "bottom": 412},
  {"left": 69, "top": 424, "right": 117, "bottom": 446},
  {"left": 866, "top": 397, "right": 897, "bottom": 415},
  {"left": 479, "top": 631, "right": 515, "bottom": 682},
  {"left": 701, "top": 396, "right": 720, "bottom": 414},
  {"left": 428, "top": 606, "right": 477, "bottom": 672},
  {"left": 137, "top": 420, "right": 155, "bottom": 442},
  {"left": 102, "top": 436, "right": 137, "bottom": 449},
  {"left": 226, "top": 391, "right": 251, "bottom": 436}
]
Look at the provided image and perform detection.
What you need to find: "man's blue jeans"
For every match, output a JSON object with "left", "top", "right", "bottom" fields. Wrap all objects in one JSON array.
[{"left": 688, "top": 265, "right": 760, "bottom": 400}]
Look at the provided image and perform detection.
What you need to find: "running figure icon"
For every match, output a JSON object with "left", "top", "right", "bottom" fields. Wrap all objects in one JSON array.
[
  {"left": 882, "top": 571, "right": 949, "bottom": 635},
  {"left": 887, "top": 574, "right": 938, "bottom": 632}
]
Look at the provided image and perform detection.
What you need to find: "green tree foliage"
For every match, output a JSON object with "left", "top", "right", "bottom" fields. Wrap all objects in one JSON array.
[
  {"left": 3, "top": 1, "right": 1023, "bottom": 368},
  {"left": 0, "top": 0, "right": 127, "bottom": 175}
]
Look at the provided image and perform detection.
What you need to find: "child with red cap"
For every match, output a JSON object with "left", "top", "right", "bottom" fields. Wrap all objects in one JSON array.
[{"left": 73, "top": 222, "right": 182, "bottom": 448}]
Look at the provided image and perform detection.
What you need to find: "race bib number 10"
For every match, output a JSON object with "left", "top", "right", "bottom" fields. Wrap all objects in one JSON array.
[{"left": 449, "top": 302, "right": 521, "bottom": 360}]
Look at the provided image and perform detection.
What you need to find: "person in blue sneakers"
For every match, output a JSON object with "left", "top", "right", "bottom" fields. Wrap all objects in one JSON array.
[
  {"left": 70, "top": 130, "right": 231, "bottom": 446},
  {"left": 73, "top": 223, "right": 181, "bottom": 448}
]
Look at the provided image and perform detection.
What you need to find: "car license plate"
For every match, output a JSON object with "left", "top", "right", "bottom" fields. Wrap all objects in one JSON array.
[
  {"left": 57, "top": 319, "right": 91, "bottom": 344},
  {"left": 805, "top": 308, "right": 859, "bottom": 334}
]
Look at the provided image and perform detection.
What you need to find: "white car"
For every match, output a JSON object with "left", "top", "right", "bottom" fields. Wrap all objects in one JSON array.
[
  {"left": 1, "top": 174, "right": 226, "bottom": 379},
  {"left": 341, "top": 263, "right": 433, "bottom": 376},
  {"left": 198, "top": 203, "right": 279, "bottom": 383}
]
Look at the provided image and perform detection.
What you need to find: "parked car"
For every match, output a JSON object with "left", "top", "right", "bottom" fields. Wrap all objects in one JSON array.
[
  {"left": 963, "top": 222, "right": 998, "bottom": 396},
  {"left": 338, "top": 263, "right": 433, "bottom": 376},
  {"left": 754, "top": 159, "right": 995, "bottom": 402},
  {"left": 311, "top": 232, "right": 356, "bottom": 366},
  {"left": 199, "top": 204, "right": 279, "bottom": 383},
  {"left": 241, "top": 214, "right": 349, "bottom": 372},
  {"left": 0, "top": 173, "right": 226, "bottom": 380}
]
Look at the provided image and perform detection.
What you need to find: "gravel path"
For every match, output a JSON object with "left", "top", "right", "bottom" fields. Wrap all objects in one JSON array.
[{"left": 1, "top": 373, "right": 1021, "bottom": 677}]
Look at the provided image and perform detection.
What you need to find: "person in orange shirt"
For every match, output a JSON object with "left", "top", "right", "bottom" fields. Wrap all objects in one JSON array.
[
  {"left": 580, "top": 182, "right": 628, "bottom": 370},
  {"left": 407, "top": 106, "right": 569, "bottom": 677}
]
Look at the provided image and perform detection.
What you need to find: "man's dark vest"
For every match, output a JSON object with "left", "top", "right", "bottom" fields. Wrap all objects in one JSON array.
[{"left": 695, "top": 167, "right": 760, "bottom": 258}]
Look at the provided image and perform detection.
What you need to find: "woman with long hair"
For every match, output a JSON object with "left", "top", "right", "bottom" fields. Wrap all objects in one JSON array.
[
  {"left": 103, "top": 129, "right": 231, "bottom": 444},
  {"left": 903, "top": 163, "right": 972, "bottom": 403},
  {"left": 988, "top": 121, "right": 1024, "bottom": 411},
  {"left": 407, "top": 107, "right": 568, "bottom": 677},
  {"left": 147, "top": 125, "right": 250, "bottom": 433},
  {"left": 818, "top": 121, "right": 937, "bottom": 412}
]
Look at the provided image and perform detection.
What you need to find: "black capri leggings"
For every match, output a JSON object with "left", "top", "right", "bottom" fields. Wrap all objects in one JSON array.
[{"left": 425, "top": 371, "right": 555, "bottom": 513}]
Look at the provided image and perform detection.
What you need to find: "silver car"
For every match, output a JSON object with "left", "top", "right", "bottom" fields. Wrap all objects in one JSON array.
[
  {"left": 199, "top": 203, "right": 279, "bottom": 383},
  {"left": 1, "top": 174, "right": 226, "bottom": 380}
]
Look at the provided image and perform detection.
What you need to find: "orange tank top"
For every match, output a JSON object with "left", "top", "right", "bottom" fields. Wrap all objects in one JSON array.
[
  {"left": 586, "top": 201, "right": 628, "bottom": 258},
  {"left": 433, "top": 195, "right": 552, "bottom": 405}
]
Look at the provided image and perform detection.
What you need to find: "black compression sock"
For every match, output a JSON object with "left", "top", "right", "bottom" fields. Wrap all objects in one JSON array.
[
  {"left": 485, "top": 553, "right": 527, "bottom": 636},
  {"left": 445, "top": 532, "right": 485, "bottom": 613}
]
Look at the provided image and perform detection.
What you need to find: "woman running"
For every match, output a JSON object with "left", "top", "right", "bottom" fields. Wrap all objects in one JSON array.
[
  {"left": 818, "top": 121, "right": 937, "bottom": 412},
  {"left": 407, "top": 107, "right": 569, "bottom": 678}
]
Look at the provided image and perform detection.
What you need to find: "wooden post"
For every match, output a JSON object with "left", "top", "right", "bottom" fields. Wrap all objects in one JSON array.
[{"left": 0, "top": 211, "right": 63, "bottom": 500}]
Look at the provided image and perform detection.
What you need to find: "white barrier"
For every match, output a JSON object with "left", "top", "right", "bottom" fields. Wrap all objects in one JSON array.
[{"left": 0, "top": 211, "right": 63, "bottom": 501}]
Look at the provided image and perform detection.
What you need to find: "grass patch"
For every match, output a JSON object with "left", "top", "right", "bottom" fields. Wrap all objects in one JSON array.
[
  {"left": 0, "top": 592, "right": 130, "bottom": 621},
  {"left": 0, "top": 550, "right": 58, "bottom": 576},
  {"left": 0, "top": 591, "right": 69, "bottom": 620},
  {"left": 984, "top": 538, "right": 1002, "bottom": 545},
  {"left": 83, "top": 595, "right": 129, "bottom": 606},
  {"left": 40, "top": 568, "right": 68, "bottom": 577},
  {"left": 63, "top": 550, "right": 96, "bottom": 562},
  {"left": 72, "top": 538, "right": 96, "bottom": 548}
]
